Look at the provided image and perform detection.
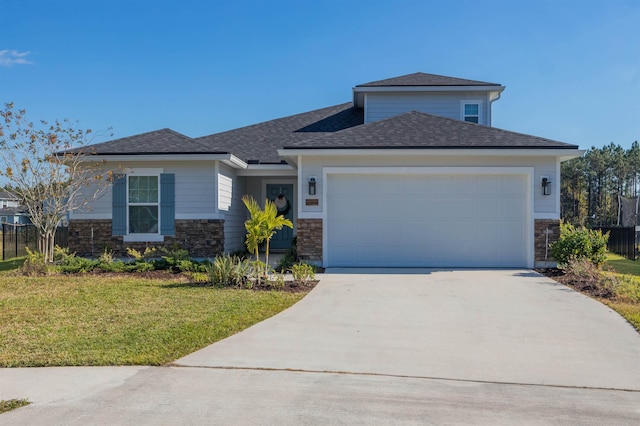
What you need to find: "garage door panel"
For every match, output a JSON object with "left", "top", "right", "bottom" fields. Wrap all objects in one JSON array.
[{"left": 327, "top": 173, "right": 528, "bottom": 267}]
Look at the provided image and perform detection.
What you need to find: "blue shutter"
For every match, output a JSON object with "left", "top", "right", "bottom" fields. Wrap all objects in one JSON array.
[
  {"left": 112, "top": 175, "right": 127, "bottom": 235},
  {"left": 160, "top": 173, "right": 175, "bottom": 235}
]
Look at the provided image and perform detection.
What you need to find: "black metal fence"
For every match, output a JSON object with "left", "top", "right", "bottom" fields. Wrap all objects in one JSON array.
[
  {"left": 1, "top": 223, "right": 69, "bottom": 260},
  {"left": 594, "top": 226, "right": 637, "bottom": 260}
]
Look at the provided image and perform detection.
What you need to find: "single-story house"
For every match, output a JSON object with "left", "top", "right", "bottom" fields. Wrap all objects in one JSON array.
[{"left": 69, "top": 72, "right": 582, "bottom": 268}]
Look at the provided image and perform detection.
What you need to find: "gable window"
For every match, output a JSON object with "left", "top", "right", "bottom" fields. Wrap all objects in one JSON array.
[
  {"left": 129, "top": 176, "right": 159, "bottom": 234},
  {"left": 462, "top": 102, "right": 481, "bottom": 123},
  {"left": 112, "top": 172, "right": 175, "bottom": 241}
]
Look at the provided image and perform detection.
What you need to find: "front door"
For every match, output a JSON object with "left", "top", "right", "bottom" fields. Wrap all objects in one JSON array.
[{"left": 266, "top": 184, "right": 294, "bottom": 250}]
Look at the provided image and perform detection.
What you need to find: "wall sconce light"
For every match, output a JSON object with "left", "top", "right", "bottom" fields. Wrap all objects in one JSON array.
[
  {"left": 308, "top": 176, "right": 317, "bottom": 195},
  {"left": 541, "top": 176, "right": 551, "bottom": 196}
]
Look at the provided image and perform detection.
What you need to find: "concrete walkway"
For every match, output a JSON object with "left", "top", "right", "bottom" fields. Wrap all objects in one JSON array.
[{"left": 2, "top": 269, "right": 640, "bottom": 424}]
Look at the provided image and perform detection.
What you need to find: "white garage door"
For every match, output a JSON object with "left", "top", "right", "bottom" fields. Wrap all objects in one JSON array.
[{"left": 326, "top": 173, "right": 529, "bottom": 267}]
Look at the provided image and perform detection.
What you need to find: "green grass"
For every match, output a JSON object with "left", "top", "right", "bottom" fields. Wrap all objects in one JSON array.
[
  {"left": 0, "top": 399, "right": 30, "bottom": 414},
  {"left": 604, "top": 253, "right": 640, "bottom": 276},
  {"left": 0, "top": 257, "right": 25, "bottom": 272},
  {"left": 602, "top": 300, "right": 640, "bottom": 331},
  {"left": 0, "top": 271, "right": 304, "bottom": 367},
  {"left": 600, "top": 253, "right": 640, "bottom": 332}
]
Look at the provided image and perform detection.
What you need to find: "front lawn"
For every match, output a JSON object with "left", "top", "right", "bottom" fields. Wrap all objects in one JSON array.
[
  {"left": 601, "top": 253, "right": 640, "bottom": 331},
  {"left": 0, "top": 269, "right": 304, "bottom": 367}
]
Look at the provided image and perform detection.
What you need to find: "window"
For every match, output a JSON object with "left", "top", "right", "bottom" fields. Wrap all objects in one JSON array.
[
  {"left": 462, "top": 101, "right": 481, "bottom": 123},
  {"left": 128, "top": 176, "right": 159, "bottom": 234},
  {"left": 112, "top": 172, "right": 175, "bottom": 239}
]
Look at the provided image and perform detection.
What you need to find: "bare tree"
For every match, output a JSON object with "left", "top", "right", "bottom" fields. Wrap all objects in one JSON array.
[{"left": 0, "top": 102, "right": 112, "bottom": 262}]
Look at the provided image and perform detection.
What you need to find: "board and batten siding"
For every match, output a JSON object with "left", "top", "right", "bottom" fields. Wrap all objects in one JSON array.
[
  {"left": 218, "top": 163, "right": 247, "bottom": 253},
  {"left": 365, "top": 92, "right": 488, "bottom": 125}
]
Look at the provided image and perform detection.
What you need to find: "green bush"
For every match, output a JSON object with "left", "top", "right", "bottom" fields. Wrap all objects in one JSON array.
[
  {"left": 550, "top": 223, "right": 609, "bottom": 268},
  {"left": 208, "top": 255, "right": 248, "bottom": 287},
  {"left": 21, "top": 247, "right": 50, "bottom": 276},
  {"left": 57, "top": 255, "right": 99, "bottom": 274},
  {"left": 291, "top": 262, "right": 315, "bottom": 283},
  {"left": 160, "top": 246, "right": 191, "bottom": 272}
]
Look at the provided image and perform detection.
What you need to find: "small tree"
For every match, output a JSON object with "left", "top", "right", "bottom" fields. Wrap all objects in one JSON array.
[
  {"left": 0, "top": 102, "right": 113, "bottom": 263},
  {"left": 241, "top": 195, "right": 293, "bottom": 278},
  {"left": 262, "top": 198, "right": 293, "bottom": 270},
  {"left": 242, "top": 195, "right": 267, "bottom": 262}
]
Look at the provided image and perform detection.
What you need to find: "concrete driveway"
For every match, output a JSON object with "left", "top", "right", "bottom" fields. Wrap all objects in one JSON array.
[
  {"left": 177, "top": 268, "right": 640, "bottom": 390},
  {"left": 2, "top": 269, "right": 640, "bottom": 424}
]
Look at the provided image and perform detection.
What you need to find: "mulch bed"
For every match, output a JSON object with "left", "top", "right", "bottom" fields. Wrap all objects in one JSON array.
[
  {"left": 87, "top": 270, "right": 319, "bottom": 293},
  {"left": 535, "top": 267, "right": 616, "bottom": 299}
]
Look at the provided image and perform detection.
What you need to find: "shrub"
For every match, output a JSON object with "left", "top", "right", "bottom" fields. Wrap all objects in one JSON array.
[
  {"left": 57, "top": 255, "right": 99, "bottom": 274},
  {"left": 21, "top": 247, "right": 50, "bottom": 276},
  {"left": 549, "top": 223, "right": 609, "bottom": 268},
  {"left": 126, "top": 247, "right": 157, "bottom": 261},
  {"left": 160, "top": 246, "right": 191, "bottom": 272},
  {"left": 208, "top": 255, "right": 248, "bottom": 287},
  {"left": 291, "top": 262, "right": 315, "bottom": 284},
  {"left": 266, "top": 273, "right": 285, "bottom": 290},
  {"left": 275, "top": 236, "right": 298, "bottom": 272},
  {"left": 275, "top": 249, "right": 297, "bottom": 273},
  {"left": 564, "top": 258, "right": 618, "bottom": 298}
]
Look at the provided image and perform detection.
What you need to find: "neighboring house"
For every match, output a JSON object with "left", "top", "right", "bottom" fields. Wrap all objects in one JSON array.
[
  {"left": 0, "top": 190, "right": 30, "bottom": 225},
  {"left": 69, "top": 72, "right": 582, "bottom": 268}
]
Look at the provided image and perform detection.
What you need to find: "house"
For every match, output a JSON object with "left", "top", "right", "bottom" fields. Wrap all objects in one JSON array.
[
  {"left": 0, "top": 190, "right": 30, "bottom": 225},
  {"left": 69, "top": 72, "right": 582, "bottom": 268}
]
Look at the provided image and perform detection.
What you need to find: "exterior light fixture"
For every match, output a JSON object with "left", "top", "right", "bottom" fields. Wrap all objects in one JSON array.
[
  {"left": 541, "top": 177, "right": 551, "bottom": 196},
  {"left": 308, "top": 176, "right": 317, "bottom": 195}
]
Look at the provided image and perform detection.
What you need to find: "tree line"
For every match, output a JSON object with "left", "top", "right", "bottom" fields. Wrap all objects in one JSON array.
[{"left": 561, "top": 142, "right": 640, "bottom": 227}]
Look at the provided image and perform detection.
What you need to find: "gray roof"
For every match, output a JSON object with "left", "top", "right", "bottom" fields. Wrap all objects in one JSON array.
[
  {"left": 196, "top": 103, "right": 363, "bottom": 163},
  {"left": 357, "top": 72, "right": 500, "bottom": 87},
  {"left": 283, "top": 111, "right": 578, "bottom": 150},
  {"left": 0, "top": 190, "right": 16, "bottom": 200},
  {"left": 75, "top": 128, "right": 217, "bottom": 155}
]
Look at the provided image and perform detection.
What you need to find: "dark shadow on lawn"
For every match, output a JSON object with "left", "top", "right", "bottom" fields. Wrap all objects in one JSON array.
[{"left": 161, "top": 282, "right": 213, "bottom": 289}]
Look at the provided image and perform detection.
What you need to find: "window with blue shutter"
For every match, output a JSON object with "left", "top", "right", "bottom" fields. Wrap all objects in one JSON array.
[
  {"left": 112, "top": 173, "right": 175, "bottom": 237},
  {"left": 112, "top": 175, "right": 127, "bottom": 235},
  {"left": 160, "top": 173, "right": 175, "bottom": 235}
]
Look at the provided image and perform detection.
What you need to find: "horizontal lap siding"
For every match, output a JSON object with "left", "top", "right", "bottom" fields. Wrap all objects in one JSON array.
[
  {"left": 365, "top": 93, "right": 487, "bottom": 124},
  {"left": 218, "top": 163, "right": 247, "bottom": 253},
  {"left": 300, "top": 156, "right": 558, "bottom": 216},
  {"left": 69, "top": 162, "right": 216, "bottom": 219}
]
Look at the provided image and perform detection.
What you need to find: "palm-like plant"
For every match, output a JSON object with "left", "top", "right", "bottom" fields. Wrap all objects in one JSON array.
[
  {"left": 242, "top": 195, "right": 267, "bottom": 262},
  {"left": 262, "top": 198, "right": 293, "bottom": 271},
  {"left": 241, "top": 195, "right": 293, "bottom": 279}
]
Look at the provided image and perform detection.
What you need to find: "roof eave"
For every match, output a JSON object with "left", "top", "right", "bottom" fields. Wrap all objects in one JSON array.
[
  {"left": 278, "top": 147, "right": 583, "bottom": 159},
  {"left": 77, "top": 153, "right": 248, "bottom": 168},
  {"left": 353, "top": 85, "right": 506, "bottom": 108}
]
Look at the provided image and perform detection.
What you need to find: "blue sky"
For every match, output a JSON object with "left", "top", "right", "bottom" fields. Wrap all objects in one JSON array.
[{"left": 1, "top": 0, "right": 638, "bottom": 150}]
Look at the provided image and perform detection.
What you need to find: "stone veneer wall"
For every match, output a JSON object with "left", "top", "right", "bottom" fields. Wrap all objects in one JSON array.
[
  {"left": 68, "top": 219, "right": 225, "bottom": 258},
  {"left": 534, "top": 219, "right": 560, "bottom": 262},
  {"left": 296, "top": 218, "right": 322, "bottom": 262}
]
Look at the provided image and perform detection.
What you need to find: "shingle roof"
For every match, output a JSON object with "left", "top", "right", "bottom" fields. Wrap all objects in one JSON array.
[
  {"left": 283, "top": 111, "right": 578, "bottom": 150},
  {"left": 356, "top": 72, "right": 500, "bottom": 87},
  {"left": 196, "top": 103, "right": 363, "bottom": 163},
  {"left": 75, "top": 128, "right": 217, "bottom": 155},
  {"left": 0, "top": 190, "right": 15, "bottom": 200}
]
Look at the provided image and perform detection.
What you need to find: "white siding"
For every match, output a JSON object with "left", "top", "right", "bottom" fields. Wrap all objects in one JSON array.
[
  {"left": 218, "top": 163, "right": 247, "bottom": 253},
  {"left": 365, "top": 92, "right": 488, "bottom": 124},
  {"left": 70, "top": 161, "right": 217, "bottom": 219},
  {"left": 300, "top": 155, "right": 560, "bottom": 217}
]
